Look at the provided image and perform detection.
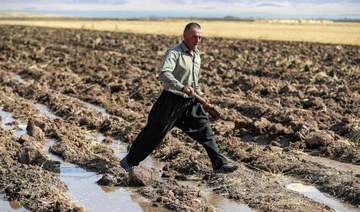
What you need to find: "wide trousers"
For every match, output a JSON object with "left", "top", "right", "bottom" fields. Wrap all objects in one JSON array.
[{"left": 126, "top": 90, "right": 227, "bottom": 168}]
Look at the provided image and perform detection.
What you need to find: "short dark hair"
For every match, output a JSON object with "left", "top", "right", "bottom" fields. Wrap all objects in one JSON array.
[{"left": 184, "top": 22, "right": 201, "bottom": 34}]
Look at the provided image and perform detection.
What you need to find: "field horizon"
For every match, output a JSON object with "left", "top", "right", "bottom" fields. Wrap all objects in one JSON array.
[{"left": 1, "top": 12, "right": 360, "bottom": 45}]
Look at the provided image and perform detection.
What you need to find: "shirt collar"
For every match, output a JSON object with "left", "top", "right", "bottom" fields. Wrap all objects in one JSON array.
[{"left": 180, "top": 42, "right": 200, "bottom": 55}]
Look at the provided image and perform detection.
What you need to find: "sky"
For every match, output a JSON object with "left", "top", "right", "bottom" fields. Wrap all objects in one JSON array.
[{"left": 0, "top": 0, "right": 359, "bottom": 19}]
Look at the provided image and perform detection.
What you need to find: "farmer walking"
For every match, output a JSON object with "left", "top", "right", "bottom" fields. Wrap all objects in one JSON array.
[{"left": 120, "top": 22, "right": 237, "bottom": 174}]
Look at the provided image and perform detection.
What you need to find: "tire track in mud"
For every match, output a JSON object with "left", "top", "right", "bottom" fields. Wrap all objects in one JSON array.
[{"left": 1, "top": 25, "right": 360, "bottom": 211}]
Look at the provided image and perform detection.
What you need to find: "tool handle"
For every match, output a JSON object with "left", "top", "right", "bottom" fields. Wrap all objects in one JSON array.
[
  {"left": 192, "top": 93, "right": 206, "bottom": 105},
  {"left": 192, "top": 93, "right": 221, "bottom": 120}
]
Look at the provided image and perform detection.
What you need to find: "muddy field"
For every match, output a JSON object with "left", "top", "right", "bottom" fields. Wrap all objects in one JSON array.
[{"left": 0, "top": 25, "right": 359, "bottom": 211}]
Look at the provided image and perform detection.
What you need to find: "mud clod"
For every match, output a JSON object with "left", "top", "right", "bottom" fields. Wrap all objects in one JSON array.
[
  {"left": 17, "top": 146, "right": 40, "bottom": 164},
  {"left": 129, "top": 166, "right": 161, "bottom": 186},
  {"left": 97, "top": 167, "right": 128, "bottom": 186},
  {"left": 26, "top": 118, "right": 45, "bottom": 141},
  {"left": 305, "top": 130, "right": 335, "bottom": 148}
]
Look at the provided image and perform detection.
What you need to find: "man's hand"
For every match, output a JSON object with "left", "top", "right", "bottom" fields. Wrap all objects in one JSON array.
[
  {"left": 202, "top": 96, "right": 210, "bottom": 107},
  {"left": 182, "top": 86, "right": 195, "bottom": 96}
]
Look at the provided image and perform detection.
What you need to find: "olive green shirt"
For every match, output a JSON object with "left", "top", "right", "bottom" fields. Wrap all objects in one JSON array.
[{"left": 159, "top": 42, "right": 203, "bottom": 98}]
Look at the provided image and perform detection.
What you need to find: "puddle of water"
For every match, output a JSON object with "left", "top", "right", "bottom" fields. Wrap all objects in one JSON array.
[
  {"left": 35, "top": 100, "right": 252, "bottom": 211},
  {"left": 59, "top": 164, "right": 144, "bottom": 212},
  {"left": 0, "top": 109, "right": 28, "bottom": 210},
  {"left": 209, "top": 195, "right": 253, "bottom": 212},
  {"left": 130, "top": 194, "right": 169, "bottom": 212},
  {"left": 0, "top": 199, "right": 27, "bottom": 211},
  {"left": 0, "top": 100, "right": 163, "bottom": 211},
  {"left": 0, "top": 192, "right": 26, "bottom": 212},
  {"left": 34, "top": 103, "right": 60, "bottom": 119},
  {"left": 0, "top": 108, "right": 27, "bottom": 137},
  {"left": 178, "top": 181, "right": 253, "bottom": 212},
  {"left": 44, "top": 139, "right": 148, "bottom": 212},
  {"left": 286, "top": 183, "right": 359, "bottom": 212},
  {"left": 0, "top": 193, "right": 27, "bottom": 211},
  {"left": 0, "top": 135, "right": 56, "bottom": 211}
]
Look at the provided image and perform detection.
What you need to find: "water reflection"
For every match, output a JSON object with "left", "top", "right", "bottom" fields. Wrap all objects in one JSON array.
[
  {"left": 1, "top": 108, "right": 27, "bottom": 137},
  {"left": 0, "top": 200, "right": 26, "bottom": 211},
  {"left": 44, "top": 139, "right": 146, "bottom": 212},
  {"left": 286, "top": 183, "right": 358, "bottom": 212},
  {"left": 0, "top": 194, "right": 27, "bottom": 211},
  {"left": 209, "top": 195, "right": 253, "bottom": 212},
  {"left": 59, "top": 164, "right": 144, "bottom": 212},
  {"left": 178, "top": 181, "right": 253, "bottom": 211}
]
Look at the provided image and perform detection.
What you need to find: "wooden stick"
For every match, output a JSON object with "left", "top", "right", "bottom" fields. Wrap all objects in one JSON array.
[{"left": 193, "top": 93, "right": 221, "bottom": 120}]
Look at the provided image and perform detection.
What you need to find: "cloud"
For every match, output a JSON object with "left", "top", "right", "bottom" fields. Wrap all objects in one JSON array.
[
  {"left": 254, "top": 3, "right": 283, "bottom": 7},
  {"left": 0, "top": 0, "right": 359, "bottom": 17}
]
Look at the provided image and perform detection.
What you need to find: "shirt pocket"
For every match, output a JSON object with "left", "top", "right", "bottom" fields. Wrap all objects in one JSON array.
[{"left": 175, "top": 56, "right": 191, "bottom": 76}]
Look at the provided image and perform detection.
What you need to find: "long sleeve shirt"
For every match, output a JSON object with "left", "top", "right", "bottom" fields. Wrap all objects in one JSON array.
[{"left": 159, "top": 42, "right": 204, "bottom": 98}]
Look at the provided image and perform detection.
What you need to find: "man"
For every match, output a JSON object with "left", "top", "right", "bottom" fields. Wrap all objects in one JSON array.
[{"left": 120, "top": 22, "right": 237, "bottom": 174}]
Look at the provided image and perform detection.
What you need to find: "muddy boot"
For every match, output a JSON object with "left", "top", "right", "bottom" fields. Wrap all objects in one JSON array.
[
  {"left": 120, "top": 157, "right": 134, "bottom": 172},
  {"left": 213, "top": 164, "right": 238, "bottom": 174}
]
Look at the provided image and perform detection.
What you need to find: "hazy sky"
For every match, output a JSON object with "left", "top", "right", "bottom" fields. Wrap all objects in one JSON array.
[{"left": 1, "top": 0, "right": 359, "bottom": 17}]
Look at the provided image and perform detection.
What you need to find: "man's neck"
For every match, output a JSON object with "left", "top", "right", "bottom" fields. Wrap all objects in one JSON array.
[{"left": 183, "top": 41, "right": 195, "bottom": 55}]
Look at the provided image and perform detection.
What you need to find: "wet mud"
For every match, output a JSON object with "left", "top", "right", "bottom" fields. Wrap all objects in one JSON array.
[{"left": 0, "top": 25, "right": 359, "bottom": 211}]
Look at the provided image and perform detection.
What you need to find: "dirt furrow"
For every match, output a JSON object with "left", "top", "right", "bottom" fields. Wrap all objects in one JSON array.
[
  {"left": 0, "top": 75, "right": 333, "bottom": 211},
  {"left": 0, "top": 81, "right": 217, "bottom": 211},
  {"left": 1, "top": 25, "right": 360, "bottom": 211},
  {"left": 0, "top": 125, "right": 84, "bottom": 211}
]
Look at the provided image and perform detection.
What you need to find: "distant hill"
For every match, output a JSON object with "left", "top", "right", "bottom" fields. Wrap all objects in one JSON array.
[{"left": 0, "top": 12, "right": 67, "bottom": 18}]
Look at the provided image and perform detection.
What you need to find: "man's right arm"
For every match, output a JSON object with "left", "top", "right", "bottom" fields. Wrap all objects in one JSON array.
[{"left": 159, "top": 50, "right": 184, "bottom": 92}]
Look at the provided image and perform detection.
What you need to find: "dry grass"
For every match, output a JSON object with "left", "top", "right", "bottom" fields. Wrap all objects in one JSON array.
[{"left": 0, "top": 17, "right": 359, "bottom": 45}]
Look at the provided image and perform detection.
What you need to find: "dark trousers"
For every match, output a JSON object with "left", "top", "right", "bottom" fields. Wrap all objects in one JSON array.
[{"left": 126, "top": 90, "right": 227, "bottom": 168}]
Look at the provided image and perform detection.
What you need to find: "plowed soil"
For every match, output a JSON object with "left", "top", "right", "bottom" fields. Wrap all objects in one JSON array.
[{"left": 0, "top": 25, "right": 359, "bottom": 211}]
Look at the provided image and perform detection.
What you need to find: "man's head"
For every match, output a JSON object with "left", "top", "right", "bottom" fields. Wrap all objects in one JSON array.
[{"left": 183, "top": 22, "right": 202, "bottom": 52}]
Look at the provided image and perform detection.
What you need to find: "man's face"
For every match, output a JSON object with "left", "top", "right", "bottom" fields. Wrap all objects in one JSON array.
[{"left": 183, "top": 26, "right": 202, "bottom": 51}]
